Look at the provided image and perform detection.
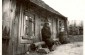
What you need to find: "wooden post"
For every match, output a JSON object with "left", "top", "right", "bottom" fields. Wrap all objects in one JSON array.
[
  {"left": 56, "top": 18, "right": 58, "bottom": 38},
  {"left": 64, "top": 18, "right": 68, "bottom": 36}
]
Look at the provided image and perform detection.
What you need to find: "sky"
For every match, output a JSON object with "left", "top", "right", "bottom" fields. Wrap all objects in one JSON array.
[{"left": 42, "top": 0, "right": 85, "bottom": 25}]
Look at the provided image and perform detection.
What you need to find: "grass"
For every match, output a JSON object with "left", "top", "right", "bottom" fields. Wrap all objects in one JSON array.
[{"left": 68, "top": 35, "right": 83, "bottom": 42}]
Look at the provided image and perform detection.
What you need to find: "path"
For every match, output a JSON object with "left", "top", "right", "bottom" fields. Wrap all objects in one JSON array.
[{"left": 47, "top": 42, "right": 83, "bottom": 55}]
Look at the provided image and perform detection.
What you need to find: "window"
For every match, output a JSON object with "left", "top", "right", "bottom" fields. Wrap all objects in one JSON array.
[
  {"left": 59, "top": 21, "right": 62, "bottom": 31},
  {"left": 59, "top": 20, "right": 65, "bottom": 32},
  {"left": 25, "top": 16, "right": 29, "bottom": 36},
  {"left": 23, "top": 15, "right": 34, "bottom": 39}
]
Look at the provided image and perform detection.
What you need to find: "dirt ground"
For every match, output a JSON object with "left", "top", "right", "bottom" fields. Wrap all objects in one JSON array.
[
  {"left": 47, "top": 42, "right": 83, "bottom": 55},
  {"left": 47, "top": 35, "right": 83, "bottom": 55},
  {"left": 26, "top": 35, "right": 83, "bottom": 55}
]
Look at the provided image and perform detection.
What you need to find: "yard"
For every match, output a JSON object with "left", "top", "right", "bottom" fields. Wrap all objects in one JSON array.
[
  {"left": 47, "top": 35, "right": 83, "bottom": 55},
  {"left": 47, "top": 42, "right": 83, "bottom": 55},
  {"left": 68, "top": 35, "right": 83, "bottom": 42},
  {"left": 26, "top": 35, "right": 83, "bottom": 55}
]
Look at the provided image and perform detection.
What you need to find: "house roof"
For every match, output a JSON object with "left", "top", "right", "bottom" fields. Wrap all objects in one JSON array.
[{"left": 29, "top": 0, "right": 66, "bottom": 18}]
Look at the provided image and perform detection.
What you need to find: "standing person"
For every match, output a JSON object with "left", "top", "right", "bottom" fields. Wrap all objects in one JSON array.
[{"left": 41, "top": 22, "right": 54, "bottom": 51}]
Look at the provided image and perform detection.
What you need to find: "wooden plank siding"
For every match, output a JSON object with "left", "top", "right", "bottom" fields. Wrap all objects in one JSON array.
[{"left": 2, "top": 0, "right": 68, "bottom": 55}]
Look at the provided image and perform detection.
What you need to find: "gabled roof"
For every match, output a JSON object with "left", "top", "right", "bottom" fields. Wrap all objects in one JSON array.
[{"left": 29, "top": 0, "right": 66, "bottom": 18}]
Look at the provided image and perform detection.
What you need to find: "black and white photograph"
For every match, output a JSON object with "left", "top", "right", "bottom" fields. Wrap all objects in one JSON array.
[{"left": 2, "top": 0, "right": 84, "bottom": 55}]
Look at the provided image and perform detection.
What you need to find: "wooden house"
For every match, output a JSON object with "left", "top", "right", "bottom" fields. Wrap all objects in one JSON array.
[{"left": 2, "top": 0, "right": 68, "bottom": 55}]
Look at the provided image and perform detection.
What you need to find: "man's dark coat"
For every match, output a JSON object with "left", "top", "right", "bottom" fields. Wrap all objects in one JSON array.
[{"left": 41, "top": 26, "right": 54, "bottom": 50}]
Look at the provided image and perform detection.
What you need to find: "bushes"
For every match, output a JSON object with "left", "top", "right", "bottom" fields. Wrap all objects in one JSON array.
[{"left": 58, "top": 32, "right": 70, "bottom": 44}]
